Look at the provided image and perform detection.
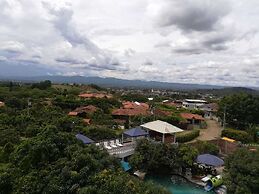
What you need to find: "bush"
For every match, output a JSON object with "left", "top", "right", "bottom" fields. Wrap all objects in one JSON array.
[
  {"left": 195, "top": 141, "right": 219, "bottom": 155},
  {"left": 176, "top": 129, "right": 200, "bottom": 143},
  {"left": 222, "top": 128, "right": 252, "bottom": 143}
]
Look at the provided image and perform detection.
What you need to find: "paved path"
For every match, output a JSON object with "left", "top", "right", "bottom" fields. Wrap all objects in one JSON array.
[{"left": 196, "top": 119, "right": 222, "bottom": 141}]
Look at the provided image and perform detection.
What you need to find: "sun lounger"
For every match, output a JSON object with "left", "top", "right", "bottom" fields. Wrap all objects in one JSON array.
[
  {"left": 110, "top": 140, "right": 117, "bottom": 148},
  {"left": 115, "top": 139, "right": 123, "bottom": 147},
  {"left": 103, "top": 141, "right": 112, "bottom": 150}
]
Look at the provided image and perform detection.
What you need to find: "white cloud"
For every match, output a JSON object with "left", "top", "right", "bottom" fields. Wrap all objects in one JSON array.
[{"left": 0, "top": 0, "right": 259, "bottom": 87}]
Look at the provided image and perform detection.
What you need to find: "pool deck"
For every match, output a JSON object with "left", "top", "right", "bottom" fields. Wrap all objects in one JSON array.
[{"left": 186, "top": 176, "right": 205, "bottom": 187}]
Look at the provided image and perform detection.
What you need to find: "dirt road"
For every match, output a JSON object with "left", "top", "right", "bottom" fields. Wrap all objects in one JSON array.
[{"left": 196, "top": 119, "right": 222, "bottom": 141}]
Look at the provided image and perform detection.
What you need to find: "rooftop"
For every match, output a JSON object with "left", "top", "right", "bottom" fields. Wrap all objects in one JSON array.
[
  {"left": 185, "top": 99, "right": 207, "bottom": 103},
  {"left": 112, "top": 108, "right": 150, "bottom": 116},
  {"left": 180, "top": 113, "right": 205, "bottom": 121},
  {"left": 141, "top": 120, "right": 183, "bottom": 134}
]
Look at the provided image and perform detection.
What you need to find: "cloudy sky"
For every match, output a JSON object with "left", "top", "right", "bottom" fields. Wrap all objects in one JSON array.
[{"left": 0, "top": 0, "right": 259, "bottom": 87}]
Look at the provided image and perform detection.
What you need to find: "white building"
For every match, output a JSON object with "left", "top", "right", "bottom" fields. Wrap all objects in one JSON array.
[{"left": 182, "top": 99, "right": 207, "bottom": 109}]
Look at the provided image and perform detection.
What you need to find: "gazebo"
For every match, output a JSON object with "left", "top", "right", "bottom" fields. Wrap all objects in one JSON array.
[
  {"left": 76, "top": 134, "right": 94, "bottom": 144},
  {"left": 196, "top": 154, "right": 224, "bottom": 167},
  {"left": 122, "top": 127, "right": 148, "bottom": 142},
  {"left": 141, "top": 120, "right": 183, "bottom": 143}
]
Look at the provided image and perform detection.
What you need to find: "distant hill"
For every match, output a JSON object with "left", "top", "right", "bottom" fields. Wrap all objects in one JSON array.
[
  {"left": 0, "top": 75, "right": 258, "bottom": 91},
  {"left": 196, "top": 87, "right": 259, "bottom": 96},
  {"left": 0, "top": 75, "right": 225, "bottom": 90}
]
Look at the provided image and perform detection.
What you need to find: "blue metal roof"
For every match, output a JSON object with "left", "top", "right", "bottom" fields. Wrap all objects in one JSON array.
[
  {"left": 76, "top": 134, "right": 94, "bottom": 144},
  {"left": 123, "top": 127, "right": 148, "bottom": 137},
  {"left": 197, "top": 154, "right": 224, "bottom": 167}
]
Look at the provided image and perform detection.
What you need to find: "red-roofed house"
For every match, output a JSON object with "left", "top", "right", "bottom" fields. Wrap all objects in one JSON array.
[
  {"left": 68, "top": 105, "right": 98, "bottom": 117},
  {"left": 122, "top": 101, "right": 149, "bottom": 110},
  {"left": 180, "top": 113, "right": 204, "bottom": 125},
  {"left": 112, "top": 101, "right": 150, "bottom": 125}
]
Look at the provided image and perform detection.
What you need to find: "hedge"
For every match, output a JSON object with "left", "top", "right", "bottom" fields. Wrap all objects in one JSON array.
[
  {"left": 176, "top": 129, "right": 200, "bottom": 143},
  {"left": 222, "top": 128, "right": 252, "bottom": 143}
]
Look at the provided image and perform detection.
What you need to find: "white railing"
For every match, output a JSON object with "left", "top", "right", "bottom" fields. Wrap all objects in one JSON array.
[{"left": 107, "top": 141, "right": 137, "bottom": 157}]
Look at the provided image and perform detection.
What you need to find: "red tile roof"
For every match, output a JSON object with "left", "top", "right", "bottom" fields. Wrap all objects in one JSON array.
[
  {"left": 122, "top": 101, "right": 149, "bottom": 110},
  {"left": 68, "top": 105, "right": 97, "bottom": 116},
  {"left": 180, "top": 113, "right": 205, "bottom": 121},
  {"left": 112, "top": 108, "right": 150, "bottom": 116},
  {"left": 83, "top": 118, "right": 91, "bottom": 125},
  {"left": 68, "top": 111, "right": 78, "bottom": 116},
  {"left": 74, "top": 105, "right": 97, "bottom": 114},
  {"left": 112, "top": 101, "right": 150, "bottom": 116}
]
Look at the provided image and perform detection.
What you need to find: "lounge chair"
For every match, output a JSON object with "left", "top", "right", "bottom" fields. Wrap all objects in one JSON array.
[
  {"left": 110, "top": 140, "right": 117, "bottom": 148},
  {"left": 116, "top": 139, "right": 123, "bottom": 147},
  {"left": 103, "top": 141, "right": 112, "bottom": 150}
]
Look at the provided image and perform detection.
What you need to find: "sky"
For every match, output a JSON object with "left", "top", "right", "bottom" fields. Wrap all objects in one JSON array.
[{"left": 0, "top": 0, "right": 259, "bottom": 87}]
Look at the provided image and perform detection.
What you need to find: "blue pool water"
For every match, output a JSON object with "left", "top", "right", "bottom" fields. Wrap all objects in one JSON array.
[{"left": 146, "top": 175, "right": 214, "bottom": 194}]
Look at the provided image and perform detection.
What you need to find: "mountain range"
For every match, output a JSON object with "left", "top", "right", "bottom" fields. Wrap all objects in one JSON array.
[{"left": 0, "top": 75, "right": 258, "bottom": 91}]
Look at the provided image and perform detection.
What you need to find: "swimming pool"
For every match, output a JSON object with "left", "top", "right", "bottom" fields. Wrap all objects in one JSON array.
[{"left": 146, "top": 175, "right": 214, "bottom": 194}]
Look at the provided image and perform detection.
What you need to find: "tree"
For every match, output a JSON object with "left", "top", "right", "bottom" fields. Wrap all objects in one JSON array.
[
  {"left": 79, "top": 170, "right": 170, "bottom": 194},
  {"left": 31, "top": 80, "right": 52, "bottom": 90},
  {"left": 129, "top": 139, "right": 180, "bottom": 174},
  {"left": 195, "top": 141, "right": 219, "bottom": 155},
  {"left": 178, "top": 144, "right": 198, "bottom": 167},
  {"left": 218, "top": 93, "right": 259, "bottom": 129},
  {"left": 224, "top": 148, "right": 259, "bottom": 194}
]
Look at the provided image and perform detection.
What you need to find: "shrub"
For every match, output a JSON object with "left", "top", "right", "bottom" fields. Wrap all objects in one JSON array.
[
  {"left": 195, "top": 141, "right": 219, "bottom": 155},
  {"left": 222, "top": 128, "right": 252, "bottom": 143},
  {"left": 176, "top": 129, "right": 200, "bottom": 143}
]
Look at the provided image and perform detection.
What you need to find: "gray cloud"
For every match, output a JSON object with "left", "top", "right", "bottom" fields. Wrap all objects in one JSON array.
[
  {"left": 55, "top": 57, "right": 85, "bottom": 64},
  {"left": 156, "top": 0, "right": 230, "bottom": 32}
]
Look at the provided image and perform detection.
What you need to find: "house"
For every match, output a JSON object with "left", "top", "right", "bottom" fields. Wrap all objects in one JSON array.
[
  {"left": 200, "top": 103, "right": 219, "bottom": 118},
  {"left": 112, "top": 101, "right": 150, "bottom": 118},
  {"left": 0, "top": 101, "right": 4, "bottom": 107},
  {"left": 180, "top": 113, "right": 205, "bottom": 125},
  {"left": 68, "top": 105, "right": 97, "bottom": 117},
  {"left": 112, "top": 101, "right": 150, "bottom": 126},
  {"left": 182, "top": 99, "right": 207, "bottom": 109},
  {"left": 141, "top": 120, "right": 183, "bottom": 143},
  {"left": 122, "top": 101, "right": 149, "bottom": 110},
  {"left": 112, "top": 108, "right": 150, "bottom": 117}
]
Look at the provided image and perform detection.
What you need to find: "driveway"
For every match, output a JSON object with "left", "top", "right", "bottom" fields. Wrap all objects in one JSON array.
[{"left": 196, "top": 119, "right": 222, "bottom": 141}]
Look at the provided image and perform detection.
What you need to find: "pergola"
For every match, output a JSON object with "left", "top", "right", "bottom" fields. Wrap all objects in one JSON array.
[
  {"left": 122, "top": 127, "right": 148, "bottom": 142},
  {"left": 141, "top": 120, "right": 183, "bottom": 143}
]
